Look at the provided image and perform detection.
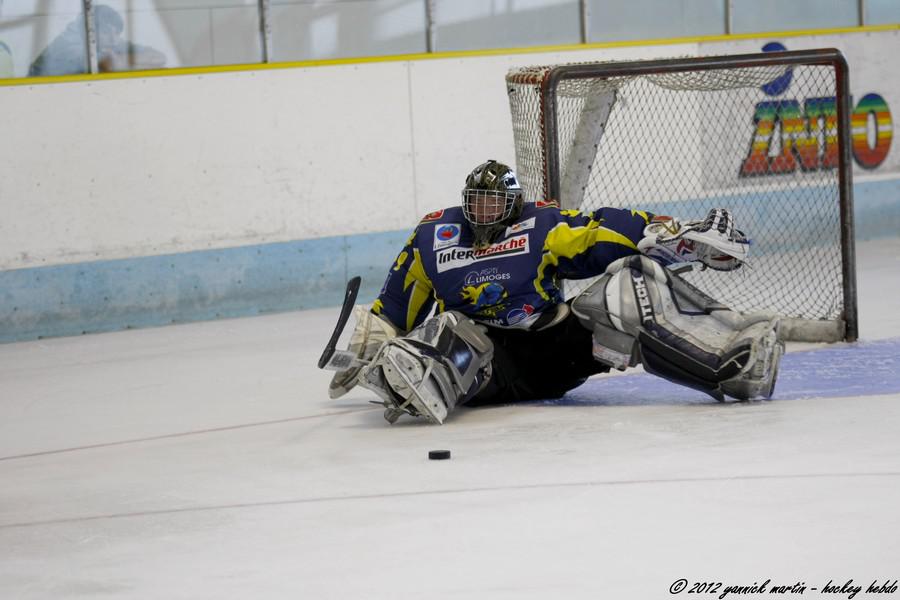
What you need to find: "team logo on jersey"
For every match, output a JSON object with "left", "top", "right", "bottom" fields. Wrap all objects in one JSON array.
[
  {"left": 461, "top": 282, "right": 508, "bottom": 309},
  {"left": 433, "top": 223, "right": 461, "bottom": 250},
  {"left": 535, "top": 199, "right": 559, "bottom": 209},
  {"left": 464, "top": 267, "right": 511, "bottom": 286},
  {"left": 420, "top": 209, "right": 445, "bottom": 223},
  {"left": 436, "top": 235, "right": 530, "bottom": 273},
  {"left": 506, "top": 303, "right": 535, "bottom": 325},
  {"left": 504, "top": 216, "right": 536, "bottom": 237}
]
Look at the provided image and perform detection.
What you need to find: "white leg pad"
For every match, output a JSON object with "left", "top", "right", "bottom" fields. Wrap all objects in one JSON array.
[
  {"left": 572, "top": 255, "right": 784, "bottom": 400},
  {"left": 359, "top": 312, "right": 493, "bottom": 424}
]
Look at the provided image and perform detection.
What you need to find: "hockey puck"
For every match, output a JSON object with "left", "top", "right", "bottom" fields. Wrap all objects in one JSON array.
[{"left": 428, "top": 449, "right": 451, "bottom": 460}]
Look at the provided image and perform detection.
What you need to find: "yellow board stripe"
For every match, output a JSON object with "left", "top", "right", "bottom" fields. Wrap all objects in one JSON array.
[{"left": 3, "top": 24, "right": 897, "bottom": 88}]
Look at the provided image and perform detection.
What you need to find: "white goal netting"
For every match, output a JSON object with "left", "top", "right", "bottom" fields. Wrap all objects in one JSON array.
[{"left": 507, "top": 53, "right": 855, "bottom": 342}]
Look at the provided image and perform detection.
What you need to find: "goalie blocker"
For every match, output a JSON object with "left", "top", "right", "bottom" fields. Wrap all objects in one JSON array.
[{"left": 571, "top": 255, "right": 784, "bottom": 401}]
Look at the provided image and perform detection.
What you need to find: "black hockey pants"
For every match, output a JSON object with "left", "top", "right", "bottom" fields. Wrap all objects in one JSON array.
[{"left": 466, "top": 302, "right": 608, "bottom": 405}]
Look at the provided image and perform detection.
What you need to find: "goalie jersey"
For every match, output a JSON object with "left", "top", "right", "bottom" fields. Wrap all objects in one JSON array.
[{"left": 373, "top": 201, "right": 652, "bottom": 332}]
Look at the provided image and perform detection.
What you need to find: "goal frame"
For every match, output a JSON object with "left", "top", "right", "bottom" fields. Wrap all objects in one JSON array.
[{"left": 516, "top": 48, "right": 858, "bottom": 343}]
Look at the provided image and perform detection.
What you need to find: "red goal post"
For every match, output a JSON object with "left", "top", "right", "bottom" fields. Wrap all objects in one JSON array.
[{"left": 506, "top": 48, "right": 858, "bottom": 343}]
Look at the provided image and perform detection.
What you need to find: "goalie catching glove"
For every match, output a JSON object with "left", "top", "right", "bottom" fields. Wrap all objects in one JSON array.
[{"left": 638, "top": 208, "right": 750, "bottom": 271}]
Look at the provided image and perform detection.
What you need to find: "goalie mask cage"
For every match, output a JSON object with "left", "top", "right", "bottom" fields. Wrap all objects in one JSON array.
[{"left": 507, "top": 48, "right": 857, "bottom": 343}]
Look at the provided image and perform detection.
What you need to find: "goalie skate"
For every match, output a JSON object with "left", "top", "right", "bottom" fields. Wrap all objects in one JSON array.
[
  {"left": 721, "top": 319, "right": 784, "bottom": 401},
  {"left": 380, "top": 342, "right": 453, "bottom": 424},
  {"left": 358, "top": 312, "right": 494, "bottom": 425}
]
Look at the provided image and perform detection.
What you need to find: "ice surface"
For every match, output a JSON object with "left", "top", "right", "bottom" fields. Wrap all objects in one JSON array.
[{"left": 1, "top": 239, "right": 899, "bottom": 599}]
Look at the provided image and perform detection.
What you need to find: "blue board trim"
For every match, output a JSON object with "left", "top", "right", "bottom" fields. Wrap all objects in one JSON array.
[
  {"left": 0, "top": 178, "right": 897, "bottom": 343},
  {"left": 0, "top": 231, "right": 407, "bottom": 343}
]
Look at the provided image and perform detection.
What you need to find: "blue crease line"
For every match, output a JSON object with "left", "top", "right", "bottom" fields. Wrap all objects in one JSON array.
[{"left": 541, "top": 338, "right": 900, "bottom": 406}]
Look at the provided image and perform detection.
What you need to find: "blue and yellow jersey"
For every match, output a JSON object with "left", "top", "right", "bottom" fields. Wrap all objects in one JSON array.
[{"left": 373, "top": 201, "right": 652, "bottom": 332}]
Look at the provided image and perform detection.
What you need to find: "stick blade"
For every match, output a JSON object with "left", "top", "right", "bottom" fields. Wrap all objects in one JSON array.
[{"left": 317, "top": 276, "right": 362, "bottom": 369}]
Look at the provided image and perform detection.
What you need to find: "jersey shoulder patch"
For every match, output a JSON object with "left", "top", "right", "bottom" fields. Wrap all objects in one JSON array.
[
  {"left": 504, "top": 216, "right": 536, "bottom": 236},
  {"left": 420, "top": 209, "right": 445, "bottom": 223}
]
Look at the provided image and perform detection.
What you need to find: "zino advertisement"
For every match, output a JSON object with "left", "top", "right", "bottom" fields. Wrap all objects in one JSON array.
[{"left": 698, "top": 33, "right": 897, "bottom": 191}]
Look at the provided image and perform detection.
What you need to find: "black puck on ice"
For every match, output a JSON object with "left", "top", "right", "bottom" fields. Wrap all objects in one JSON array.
[{"left": 428, "top": 449, "right": 451, "bottom": 460}]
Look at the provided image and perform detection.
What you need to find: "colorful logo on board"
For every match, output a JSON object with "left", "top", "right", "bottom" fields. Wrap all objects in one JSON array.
[
  {"left": 759, "top": 42, "right": 794, "bottom": 96},
  {"left": 740, "top": 42, "right": 893, "bottom": 176}
]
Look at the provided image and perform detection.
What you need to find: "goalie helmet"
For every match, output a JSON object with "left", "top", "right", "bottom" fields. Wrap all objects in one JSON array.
[{"left": 461, "top": 160, "right": 524, "bottom": 249}]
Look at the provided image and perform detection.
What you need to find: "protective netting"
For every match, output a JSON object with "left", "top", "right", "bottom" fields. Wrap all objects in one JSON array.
[{"left": 507, "top": 58, "right": 848, "bottom": 338}]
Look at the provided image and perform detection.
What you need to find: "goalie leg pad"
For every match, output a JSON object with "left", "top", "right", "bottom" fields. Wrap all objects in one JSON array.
[
  {"left": 359, "top": 312, "right": 494, "bottom": 424},
  {"left": 572, "top": 255, "right": 783, "bottom": 401}
]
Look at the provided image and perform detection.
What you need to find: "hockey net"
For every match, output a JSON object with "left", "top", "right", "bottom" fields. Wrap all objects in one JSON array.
[{"left": 507, "top": 49, "right": 857, "bottom": 342}]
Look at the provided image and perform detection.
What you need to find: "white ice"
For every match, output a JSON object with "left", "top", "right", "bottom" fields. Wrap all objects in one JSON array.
[{"left": 1, "top": 239, "right": 899, "bottom": 599}]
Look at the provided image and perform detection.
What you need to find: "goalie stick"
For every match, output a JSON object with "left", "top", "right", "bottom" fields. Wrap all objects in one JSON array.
[{"left": 317, "top": 276, "right": 361, "bottom": 370}]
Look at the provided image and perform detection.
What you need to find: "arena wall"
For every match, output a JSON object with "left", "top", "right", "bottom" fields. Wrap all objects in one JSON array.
[{"left": 1, "top": 29, "right": 897, "bottom": 342}]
